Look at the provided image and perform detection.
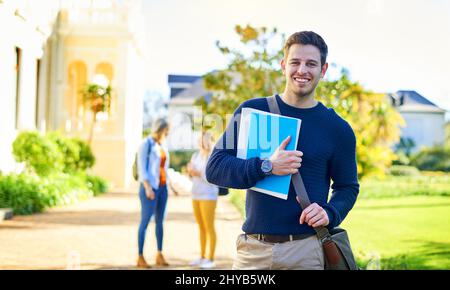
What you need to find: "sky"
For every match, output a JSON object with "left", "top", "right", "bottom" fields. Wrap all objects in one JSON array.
[{"left": 142, "top": 0, "right": 450, "bottom": 112}]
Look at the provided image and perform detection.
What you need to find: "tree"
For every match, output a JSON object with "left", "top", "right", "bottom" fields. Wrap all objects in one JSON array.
[
  {"left": 393, "top": 137, "right": 416, "bottom": 165},
  {"left": 82, "top": 83, "right": 112, "bottom": 144},
  {"left": 197, "top": 25, "right": 285, "bottom": 120},
  {"left": 446, "top": 121, "right": 450, "bottom": 147},
  {"left": 197, "top": 24, "right": 405, "bottom": 179},
  {"left": 315, "top": 71, "right": 404, "bottom": 178}
]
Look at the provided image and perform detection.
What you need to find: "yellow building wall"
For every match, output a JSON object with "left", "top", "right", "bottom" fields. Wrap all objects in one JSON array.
[
  {"left": 90, "top": 139, "right": 126, "bottom": 189},
  {"left": 62, "top": 35, "right": 122, "bottom": 137},
  {"left": 52, "top": 23, "right": 144, "bottom": 189}
]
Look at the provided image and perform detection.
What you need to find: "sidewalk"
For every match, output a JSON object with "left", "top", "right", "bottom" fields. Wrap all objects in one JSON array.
[{"left": 0, "top": 176, "right": 244, "bottom": 270}]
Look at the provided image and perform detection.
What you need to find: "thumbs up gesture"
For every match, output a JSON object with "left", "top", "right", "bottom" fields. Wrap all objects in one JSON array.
[{"left": 269, "top": 136, "right": 303, "bottom": 176}]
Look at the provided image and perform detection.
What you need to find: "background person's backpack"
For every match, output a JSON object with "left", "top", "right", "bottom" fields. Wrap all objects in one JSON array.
[
  {"left": 132, "top": 153, "right": 139, "bottom": 181},
  {"left": 133, "top": 139, "right": 152, "bottom": 181}
]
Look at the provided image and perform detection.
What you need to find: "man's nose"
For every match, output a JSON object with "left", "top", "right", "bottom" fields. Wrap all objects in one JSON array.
[{"left": 297, "top": 63, "right": 308, "bottom": 74}]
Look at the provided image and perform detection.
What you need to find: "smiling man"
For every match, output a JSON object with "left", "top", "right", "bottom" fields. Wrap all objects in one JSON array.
[{"left": 206, "top": 31, "right": 359, "bottom": 270}]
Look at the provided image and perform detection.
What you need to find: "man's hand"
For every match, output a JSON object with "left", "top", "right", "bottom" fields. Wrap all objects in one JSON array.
[
  {"left": 298, "top": 198, "right": 329, "bottom": 228},
  {"left": 269, "top": 136, "right": 303, "bottom": 175}
]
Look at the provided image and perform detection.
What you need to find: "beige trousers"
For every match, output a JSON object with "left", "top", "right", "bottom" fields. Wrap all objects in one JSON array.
[{"left": 232, "top": 234, "right": 325, "bottom": 270}]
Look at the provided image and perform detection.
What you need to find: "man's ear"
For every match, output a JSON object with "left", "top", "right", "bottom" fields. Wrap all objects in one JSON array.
[
  {"left": 321, "top": 62, "right": 329, "bottom": 78},
  {"left": 281, "top": 58, "right": 286, "bottom": 76}
]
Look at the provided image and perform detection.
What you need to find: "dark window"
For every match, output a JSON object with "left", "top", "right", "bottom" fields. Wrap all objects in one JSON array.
[
  {"left": 35, "top": 59, "right": 41, "bottom": 128},
  {"left": 15, "top": 47, "right": 22, "bottom": 129},
  {"left": 170, "top": 88, "right": 185, "bottom": 98}
]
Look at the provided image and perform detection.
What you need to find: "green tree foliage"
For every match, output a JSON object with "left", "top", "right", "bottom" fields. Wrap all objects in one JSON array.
[
  {"left": 12, "top": 131, "right": 95, "bottom": 176},
  {"left": 197, "top": 25, "right": 285, "bottom": 121},
  {"left": 410, "top": 146, "right": 450, "bottom": 172},
  {"left": 169, "top": 150, "right": 195, "bottom": 173},
  {"left": 72, "top": 137, "right": 96, "bottom": 170},
  {"left": 197, "top": 24, "right": 404, "bottom": 179},
  {"left": 393, "top": 137, "right": 416, "bottom": 165},
  {"left": 315, "top": 72, "right": 404, "bottom": 178},
  {"left": 12, "top": 131, "right": 64, "bottom": 176},
  {"left": 0, "top": 173, "right": 108, "bottom": 215},
  {"left": 446, "top": 121, "right": 450, "bottom": 147},
  {"left": 47, "top": 132, "right": 81, "bottom": 173}
]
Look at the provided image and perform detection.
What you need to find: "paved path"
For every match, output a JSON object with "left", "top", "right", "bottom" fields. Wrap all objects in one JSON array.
[{"left": 0, "top": 177, "right": 243, "bottom": 270}]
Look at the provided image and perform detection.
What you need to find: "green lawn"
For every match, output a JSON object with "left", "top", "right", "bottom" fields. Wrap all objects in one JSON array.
[
  {"left": 342, "top": 196, "right": 450, "bottom": 269},
  {"left": 229, "top": 173, "right": 450, "bottom": 270},
  {"left": 359, "top": 173, "right": 450, "bottom": 199}
]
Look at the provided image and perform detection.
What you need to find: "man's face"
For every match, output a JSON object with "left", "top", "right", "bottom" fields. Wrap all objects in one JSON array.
[{"left": 281, "top": 44, "right": 328, "bottom": 99}]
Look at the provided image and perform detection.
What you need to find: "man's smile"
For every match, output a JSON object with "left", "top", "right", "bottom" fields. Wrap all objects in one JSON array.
[{"left": 293, "top": 76, "right": 311, "bottom": 85}]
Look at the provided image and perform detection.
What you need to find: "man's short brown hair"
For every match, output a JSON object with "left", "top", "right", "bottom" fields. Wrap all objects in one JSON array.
[{"left": 283, "top": 31, "right": 328, "bottom": 66}]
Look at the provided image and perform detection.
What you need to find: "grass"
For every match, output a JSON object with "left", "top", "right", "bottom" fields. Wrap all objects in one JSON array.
[
  {"left": 359, "top": 173, "right": 450, "bottom": 199},
  {"left": 229, "top": 173, "right": 450, "bottom": 269},
  {"left": 342, "top": 196, "right": 450, "bottom": 269}
]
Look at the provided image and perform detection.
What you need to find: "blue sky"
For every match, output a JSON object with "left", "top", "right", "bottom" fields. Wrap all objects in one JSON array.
[{"left": 143, "top": 0, "right": 450, "bottom": 112}]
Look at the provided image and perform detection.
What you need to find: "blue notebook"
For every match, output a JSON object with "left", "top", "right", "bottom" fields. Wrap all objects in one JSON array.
[{"left": 237, "top": 108, "right": 302, "bottom": 199}]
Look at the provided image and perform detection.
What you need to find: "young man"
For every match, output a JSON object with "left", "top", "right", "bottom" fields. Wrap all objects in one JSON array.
[{"left": 205, "top": 31, "right": 359, "bottom": 270}]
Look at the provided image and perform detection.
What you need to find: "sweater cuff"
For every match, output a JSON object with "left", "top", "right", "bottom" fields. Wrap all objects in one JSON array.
[
  {"left": 322, "top": 205, "right": 337, "bottom": 229},
  {"left": 250, "top": 157, "right": 266, "bottom": 181}
]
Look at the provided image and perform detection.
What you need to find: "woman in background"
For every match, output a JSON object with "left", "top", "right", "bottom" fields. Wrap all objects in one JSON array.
[
  {"left": 137, "top": 118, "right": 170, "bottom": 268},
  {"left": 187, "top": 131, "right": 219, "bottom": 269}
]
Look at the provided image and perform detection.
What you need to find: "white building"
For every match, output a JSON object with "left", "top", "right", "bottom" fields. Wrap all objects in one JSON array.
[
  {"left": 0, "top": 0, "right": 146, "bottom": 189},
  {"left": 0, "top": 0, "right": 60, "bottom": 174},
  {"left": 167, "top": 75, "right": 209, "bottom": 151},
  {"left": 389, "top": 90, "right": 446, "bottom": 151}
]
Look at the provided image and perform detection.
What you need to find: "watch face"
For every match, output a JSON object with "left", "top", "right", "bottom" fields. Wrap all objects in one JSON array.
[{"left": 262, "top": 160, "right": 272, "bottom": 174}]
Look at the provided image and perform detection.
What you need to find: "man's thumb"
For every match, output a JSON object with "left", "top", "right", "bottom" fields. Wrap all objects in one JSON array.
[{"left": 279, "top": 136, "right": 291, "bottom": 150}]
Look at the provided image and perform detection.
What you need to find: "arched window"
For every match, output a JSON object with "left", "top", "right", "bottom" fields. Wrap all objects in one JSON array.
[
  {"left": 67, "top": 60, "right": 87, "bottom": 119},
  {"left": 93, "top": 62, "right": 115, "bottom": 116},
  {"left": 94, "top": 62, "right": 114, "bottom": 83}
]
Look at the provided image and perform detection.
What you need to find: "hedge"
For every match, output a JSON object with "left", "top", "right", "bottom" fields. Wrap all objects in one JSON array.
[{"left": 0, "top": 173, "right": 108, "bottom": 215}]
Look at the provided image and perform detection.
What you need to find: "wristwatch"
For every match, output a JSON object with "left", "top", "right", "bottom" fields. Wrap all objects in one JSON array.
[{"left": 261, "top": 159, "right": 273, "bottom": 176}]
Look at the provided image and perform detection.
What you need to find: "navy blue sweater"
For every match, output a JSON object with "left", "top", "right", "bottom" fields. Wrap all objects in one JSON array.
[{"left": 205, "top": 95, "right": 359, "bottom": 235}]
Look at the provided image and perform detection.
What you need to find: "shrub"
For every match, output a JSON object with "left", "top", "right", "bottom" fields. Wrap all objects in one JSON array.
[
  {"left": 359, "top": 174, "right": 450, "bottom": 199},
  {"left": 6, "top": 132, "right": 107, "bottom": 215},
  {"left": 83, "top": 174, "right": 109, "bottom": 196},
  {"left": 0, "top": 173, "right": 104, "bottom": 215},
  {"left": 72, "top": 138, "right": 96, "bottom": 170},
  {"left": 47, "top": 132, "right": 80, "bottom": 173},
  {"left": 393, "top": 137, "right": 416, "bottom": 165},
  {"left": 392, "top": 151, "right": 411, "bottom": 166},
  {"left": 169, "top": 150, "right": 195, "bottom": 172},
  {"left": 410, "top": 146, "right": 450, "bottom": 172},
  {"left": 43, "top": 173, "right": 94, "bottom": 207},
  {"left": 388, "top": 165, "right": 420, "bottom": 176},
  {"left": 0, "top": 174, "right": 46, "bottom": 215},
  {"left": 12, "top": 131, "right": 64, "bottom": 176},
  {"left": 12, "top": 131, "right": 97, "bottom": 175},
  {"left": 0, "top": 174, "right": 7, "bottom": 208}
]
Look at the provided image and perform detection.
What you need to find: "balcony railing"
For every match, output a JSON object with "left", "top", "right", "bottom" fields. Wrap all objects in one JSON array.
[
  {"left": 58, "top": 0, "right": 129, "bottom": 26},
  {"left": 66, "top": 8, "right": 128, "bottom": 26}
]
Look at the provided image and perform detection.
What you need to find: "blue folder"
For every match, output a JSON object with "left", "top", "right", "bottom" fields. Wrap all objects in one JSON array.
[{"left": 237, "top": 108, "right": 301, "bottom": 199}]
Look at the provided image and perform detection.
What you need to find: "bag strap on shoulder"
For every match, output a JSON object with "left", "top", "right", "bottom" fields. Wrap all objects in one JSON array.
[{"left": 266, "top": 95, "right": 330, "bottom": 242}]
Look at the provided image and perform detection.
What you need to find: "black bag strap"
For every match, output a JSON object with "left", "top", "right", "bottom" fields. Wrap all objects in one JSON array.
[{"left": 266, "top": 95, "right": 331, "bottom": 242}]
